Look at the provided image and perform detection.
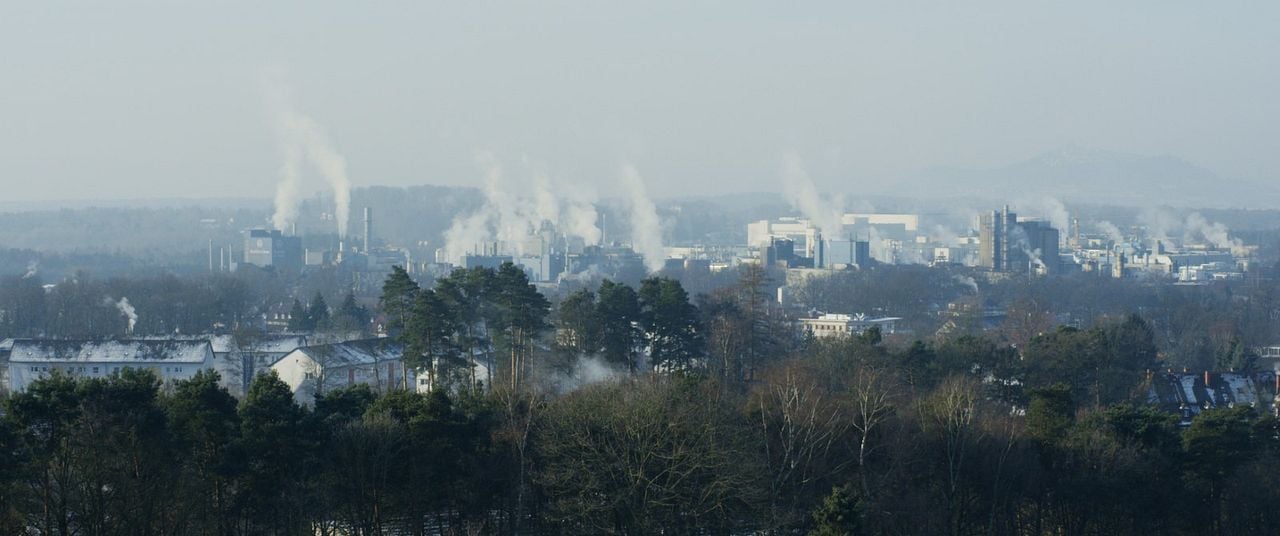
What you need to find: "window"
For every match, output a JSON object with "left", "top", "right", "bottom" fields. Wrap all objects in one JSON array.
[{"left": 92, "top": 367, "right": 99, "bottom": 374}]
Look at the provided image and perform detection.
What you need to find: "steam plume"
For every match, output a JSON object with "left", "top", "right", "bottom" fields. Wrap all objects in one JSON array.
[
  {"left": 953, "top": 274, "right": 979, "bottom": 294},
  {"left": 266, "top": 82, "right": 353, "bottom": 237},
  {"left": 621, "top": 164, "right": 665, "bottom": 272},
  {"left": 21, "top": 260, "right": 38, "bottom": 279},
  {"left": 442, "top": 154, "right": 603, "bottom": 263},
  {"left": 103, "top": 296, "right": 137, "bottom": 334},
  {"left": 1183, "top": 212, "right": 1247, "bottom": 256},
  {"left": 781, "top": 152, "right": 843, "bottom": 238},
  {"left": 1096, "top": 221, "right": 1126, "bottom": 247},
  {"left": 1016, "top": 196, "right": 1070, "bottom": 235}
]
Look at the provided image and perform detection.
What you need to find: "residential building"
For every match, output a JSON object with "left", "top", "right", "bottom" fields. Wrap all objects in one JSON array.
[
  {"left": 6, "top": 339, "right": 214, "bottom": 392},
  {"left": 799, "top": 312, "right": 900, "bottom": 339},
  {"left": 271, "top": 339, "right": 415, "bottom": 405}
]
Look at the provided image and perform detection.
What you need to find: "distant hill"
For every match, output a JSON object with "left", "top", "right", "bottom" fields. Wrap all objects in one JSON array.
[{"left": 913, "top": 146, "right": 1280, "bottom": 209}]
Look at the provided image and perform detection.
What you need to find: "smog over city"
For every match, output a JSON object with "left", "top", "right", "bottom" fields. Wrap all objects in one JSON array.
[{"left": 2, "top": 2, "right": 1279, "bottom": 534}]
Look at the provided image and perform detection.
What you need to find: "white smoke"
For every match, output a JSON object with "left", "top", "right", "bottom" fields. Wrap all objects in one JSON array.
[
  {"left": 781, "top": 152, "right": 844, "bottom": 238},
  {"left": 953, "top": 274, "right": 979, "bottom": 294},
  {"left": 549, "top": 355, "right": 625, "bottom": 394},
  {"left": 1096, "top": 221, "right": 1126, "bottom": 248},
  {"left": 621, "top": 164, "right": 666, "bottom": 273},
  {"left": 1139, "top": 207, "right": 1181, "bottom": 240},
  {"left": 21, "top": 260, "right": 38, "bottom": 279},
  {"left": 1183, "top": 212, "right": 1247, "bottom": 256},
  {"left": 1007, "top": 225, "right": 1045, "bottom": 269},
  {"left": 1015, "top": 196, "right": 1070, "bottom": 235},
  {"left": 441, "top": 154, "right": 604, "bottom": 263},
  {"left": 103, "top": 296, "right": 137, "bottom": 334},
  {"left": 265, "top": 81, "right": 353, "bottom": 237}
]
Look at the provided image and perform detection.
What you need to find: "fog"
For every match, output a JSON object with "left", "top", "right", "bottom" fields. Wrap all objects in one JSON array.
[{"left": 2, "top": 1, "right": 1277, "bottom": 205}]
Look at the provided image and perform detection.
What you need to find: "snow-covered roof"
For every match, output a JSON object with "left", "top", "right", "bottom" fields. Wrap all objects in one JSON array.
[
  {"left": 9, "top": 339, "right": 213, "bottom": 364},
  {"left": 205, "top": 334, "right": 309, "bottom": 354},
  {"left": 0, "top": 338, "right": 14, "bottom": 352},
  {"left": 1148, "top": 371, "right": 1274, "bottom": 424},
  {"left": 290, "top": 339, "right": 402, "bottom": 368}
]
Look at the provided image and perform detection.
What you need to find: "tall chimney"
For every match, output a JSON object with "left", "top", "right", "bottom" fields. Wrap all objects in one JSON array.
[{"left": 363, "top": 207, "right": 373, "bottom": 253}]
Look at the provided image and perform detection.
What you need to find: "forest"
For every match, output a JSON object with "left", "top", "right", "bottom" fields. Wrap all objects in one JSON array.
[{"left": 2, "top": 262, "right": 1280, "bottom": 534}]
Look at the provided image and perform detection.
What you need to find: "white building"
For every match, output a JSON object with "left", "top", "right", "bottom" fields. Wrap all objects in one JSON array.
[
  {"left": 6, "top": 339, "right": 214, "bottom": 392},
  {"left": 799, "top": 313, "right": 901, "bottom": 339},
  {"left": 207, "top": 334, "right": 310, "bottom": 397},
  {"left": 272, "top": 339, "right": 416, "bottom": 405}
]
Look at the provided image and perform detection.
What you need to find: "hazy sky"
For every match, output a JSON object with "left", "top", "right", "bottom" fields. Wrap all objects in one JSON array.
[{"left": 2, "top": 1, "right": 1277, "bottom": 202}]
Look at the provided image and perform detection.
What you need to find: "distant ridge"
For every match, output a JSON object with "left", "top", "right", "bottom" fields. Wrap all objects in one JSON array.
[{"left": 914, "top": 146, "right": 1280, "bottom": 209}]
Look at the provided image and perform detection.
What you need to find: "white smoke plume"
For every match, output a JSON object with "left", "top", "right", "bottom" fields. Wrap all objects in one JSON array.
[
  {"left": 1139, "top": 207, "right": 1181, "bottom": 240},
  {"left": 1008, "top": 225, "right": 1045, "bottom": 269},
  {"left": 265, "top": 81, "right": 353, "bottom": 237},
  {"left": 103, "top": 296, "right": 137, "bottom": 334},
  {"left": 621, "top": 164, "right": 666, "bottom": 273},
  {"left": 1183, "top": 212, "right": 1247, "bottom": 256},
  {"left": 442, "top": 154, "right": 603, "bottom": 263},
  {"left": 953, "top": 274, "right": 979, "bottom": 294},
  {"left": 1015, "top": 196, "right": 1070, "bottom": 235},
  {"left": 22, "top": 260, "right": 38, "bottom": 279},
  {"left": 1096, "top": 221, "right": 1126, "bottom": 247},
  {"left": 548, "top": 356, "right": 625, "bottom": 394},
  {"left": 781, "top": 152, "right": 844, "bottom": 238}
]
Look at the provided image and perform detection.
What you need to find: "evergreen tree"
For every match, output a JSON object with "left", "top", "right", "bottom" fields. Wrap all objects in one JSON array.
[
  {"left": 597, "top": 280, "right": 642, "bottom": 372},
  {"left": 308, "top": 292, "right": 331, "bottom": 331},
  {"left": 379, "top": 265, "right": 420, "bottom": 337},
  {"left": 287, "top": 298, "right": 309, "bottom": 332},
  {"left": 639, "top": 277, "right": 704, "bottom": 371}
]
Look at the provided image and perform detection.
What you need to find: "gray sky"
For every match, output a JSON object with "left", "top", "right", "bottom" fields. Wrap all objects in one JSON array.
[{"left": 2, "top": 1, "right": 1277, "bottom": 202}]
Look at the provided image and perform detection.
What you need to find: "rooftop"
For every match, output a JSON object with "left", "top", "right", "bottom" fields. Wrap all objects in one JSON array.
[
  {"left": 9, "top": 339, "right": 213, "bottom": 364},
  {"left": 291, "top": 339, "right": 403, "bottom": 368}
]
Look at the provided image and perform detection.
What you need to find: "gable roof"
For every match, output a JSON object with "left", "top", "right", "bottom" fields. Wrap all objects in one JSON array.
[
  {"left": 205, "top": 334, "right": 309, "bottom": 354},
  {"left": 289, "top": 338, "right": 402, "bottom": 368},
  {"left": 8, "top": 339, "right": 213, "bottom": 364},
  {"left": 1148, "top": 371, "right": 1274, "bottom": 424}
]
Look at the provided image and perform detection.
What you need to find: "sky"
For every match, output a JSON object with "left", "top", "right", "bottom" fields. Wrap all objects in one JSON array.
[{"left": 1, "top": 1, "right": 1277, "bottom": 202}]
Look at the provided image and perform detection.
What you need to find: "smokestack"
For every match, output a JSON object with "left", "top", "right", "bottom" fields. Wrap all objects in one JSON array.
[
  {"left": 1204, "top": 370, "right": 1211, "bottom": 387},
  {"left": 208, "top": 239, "right": 214, "bottom": 272},
  {"left": 291, "top": 222, "right": 297, "bottom": 237},
  {"left": 364, "top": 207, "right": 372, "bottom": 253}
]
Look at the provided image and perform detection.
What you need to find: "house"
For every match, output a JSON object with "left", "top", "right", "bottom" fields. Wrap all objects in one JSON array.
[
  {"left": 799, "top": 312, "right": 901, "bottom": 339},
  {"left": 1147, "top": 370, "right": 1278, "bottom": 425},
  {"left": 206, "top": 334, "right": 309, "bottom": 397},
  {"left": 0, "top": 339, "right": 12, "bottom": 394},
  {"left": 271, "top": 339, "right": 417, "bottom": 405},
  {"left": 6, "top": 339, "right": 214, "bottom": 392}
]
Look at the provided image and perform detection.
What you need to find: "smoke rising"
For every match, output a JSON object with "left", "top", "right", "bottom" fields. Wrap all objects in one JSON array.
[
  {"left": 1016, "top": 196, "right": 1070, "bottom": 236},
  {"left": 1096, "top": 221, "right": 1126, "bottom": 247},
  {"left": 547, "top": 356, "right": 625, "bottom": 394},
  {"left": 1183, "top": 212, "right": 1247, "bottom": 256},
  {"left": 265, "top": 81, "right": 353, "bottom": 237},
  {"left": 441, "top": 153, "right": 604, "bottom": 263},
  {"left": 621, "top": 164, "right": 666, "bottom": 273},
  {"left": 781, "top": 152, "right": 844, "bottom": 238},
  {"left": 21, "top": 260, "right": 38, "bottom": 279},
  {"left": 953, "top": 274, "right": 979, "bottom": 294},
  {"left": 103, "top": 296, "right": 137, "bottom": 334}
]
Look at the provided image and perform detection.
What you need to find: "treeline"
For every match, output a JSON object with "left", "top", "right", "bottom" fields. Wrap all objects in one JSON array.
[
  {"left": 0, "top": 267, "right": 369, "bottom": 340},
  {"left": 3, "top": 313, "right": 1280, "bottom": 534}
]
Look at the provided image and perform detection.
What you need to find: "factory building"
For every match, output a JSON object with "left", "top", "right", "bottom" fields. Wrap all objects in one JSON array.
[
  {"left": 243, "top": 229, "right": 303, "bottom": 272},
  {"left": 822, "top": 238, "right": 871, "bottom": 268},
  {"left": 978, "top": 207, "right": 1060, "bottom": 274}
]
